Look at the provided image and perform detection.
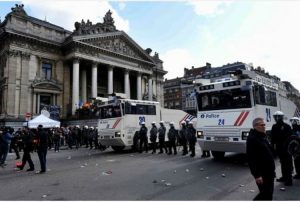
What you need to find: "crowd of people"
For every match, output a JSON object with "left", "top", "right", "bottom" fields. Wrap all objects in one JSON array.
[
  {"left": 0, "top": 124, "right": 104, "bottom": 172},
  {"left": 246, "top": 111, "right": 300, "bottom": 200}
]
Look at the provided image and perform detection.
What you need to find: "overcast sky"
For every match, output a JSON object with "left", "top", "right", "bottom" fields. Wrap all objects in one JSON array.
[{"left": 1, "top": 0, "right": 300, "bottom": 90}]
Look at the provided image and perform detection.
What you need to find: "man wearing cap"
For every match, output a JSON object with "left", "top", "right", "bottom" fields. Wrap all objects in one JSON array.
[
  {"left": 37, "top": 124, "right": 48, "bottom": 173},
  {"left": 150, "top": 122, "right": 158, "bottom": 154},
  {"left": 139, "top": 122, "right": 148, "bottom": 153},
  {"left": 158, "top": 121, "right": 168, "bottom": 154},
  {"left": 187, "top": 121, "right": 197, "bottom": 157}
]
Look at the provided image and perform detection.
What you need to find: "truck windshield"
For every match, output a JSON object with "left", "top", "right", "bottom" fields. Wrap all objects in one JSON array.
[
  {"left": 94, "top": 105, "right": 122, "bottom": 119},
  {"left": 197, "top": 88, "right": 252, "bottom": 111}
]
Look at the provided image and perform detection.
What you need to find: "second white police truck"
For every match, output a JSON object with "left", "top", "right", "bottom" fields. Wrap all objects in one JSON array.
[{"left": 194, "top": 68, "right": 300, "bottom": 159}]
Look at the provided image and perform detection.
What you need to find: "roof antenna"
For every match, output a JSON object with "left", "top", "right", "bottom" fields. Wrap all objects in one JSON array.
[{"left": 44, "top": 15, "right": 47, "bottom": 22}]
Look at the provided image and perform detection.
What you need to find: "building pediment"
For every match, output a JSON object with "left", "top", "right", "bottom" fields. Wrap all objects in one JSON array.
[
  {"left": 72, "top": 31, "right": 155, "bottom": 65},
  {"left": 32, "top": 79, "right": 62, "bottom": 93}
]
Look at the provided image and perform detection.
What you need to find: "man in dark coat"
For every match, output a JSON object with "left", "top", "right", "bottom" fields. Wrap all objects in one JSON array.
[
  {"left": 271, "top": 111, "right": 293, "bottom": 186},
  {"left": 247, "top": 117, "right": 275, "bottom": 200},
  {"left": 36, "top": 125, "right": 48, "bottom": 173}
]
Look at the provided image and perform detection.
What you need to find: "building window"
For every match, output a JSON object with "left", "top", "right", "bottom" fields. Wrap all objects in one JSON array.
[{"left": 42, "top": 62, "right": 52, "bottom": 80}]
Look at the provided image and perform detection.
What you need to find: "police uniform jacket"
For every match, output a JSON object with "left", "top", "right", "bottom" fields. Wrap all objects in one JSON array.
[
  {"left": 168, "top": 127, "right": 177, "bottom": 141},
  {"left": 271, "top": 121, "right": 293, "bottom": 154},
  {"left": 187, "top": 126, "right": 197, "bottom": 143},
  {"left": 139, "top": 126, "right": 148, "bottom": 139},
  {"left": 158, "top": 126, "right": 166, "bottom": 140},
  {"left": 179, "top": 126, "right": 187, "bottom": 143},
  {"left": 150, "top": 126, "right": 158, "bottom": 142},
  {"left": 246, "top": 129, "right": 275, "bottom": 179}
]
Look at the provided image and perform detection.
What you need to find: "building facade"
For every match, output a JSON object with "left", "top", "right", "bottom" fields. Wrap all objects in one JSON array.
[
  {"left": 0, "top": 4, "right": 167, "bottom": 125},
  {"left": 163, "top": 77, "right": 182, "bottom": 109}
]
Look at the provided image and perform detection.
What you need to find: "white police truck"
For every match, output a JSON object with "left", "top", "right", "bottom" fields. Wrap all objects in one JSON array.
[
  {"left": 195, "top": 69, "right": 299, "bottom": 159},
  {"left": 97, "top": 98, "right": 195, "bottom": 151}
]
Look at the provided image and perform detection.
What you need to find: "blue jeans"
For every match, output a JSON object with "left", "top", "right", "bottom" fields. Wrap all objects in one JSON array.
[
  {"left": 37, "top": 149, "right": 47, "bottom": 172},
  {"left": 54, "top": 140, "right": 60, "bottom": 152}
]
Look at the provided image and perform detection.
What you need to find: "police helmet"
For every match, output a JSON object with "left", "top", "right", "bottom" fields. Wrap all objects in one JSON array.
[
  {"left": 152, "top": 121, "right": 156, "bottom": 125},
  {"left": 160, "top": 121, "right": 164, "bottom": 124},
  {"left": 170, "top": 122, "right": 174, "bottom": 125},
  {"left": 84, "top": 125, "right": 88, "bottom": 129},
  {"left": 90, "top": 126, "right": 94, "bottom": 129},
  {"left": 273, "top": 111, "right": 284, "bottom": 122},
  {"left": 290, "top": 117, "right": 300, "bottom": 125},
  {"left": 188, "top": 121, "right": 193, "bottom": 125},
  {"left": 76, "top": 125, "right": 80, "bottom": 128},
  {"left": 273, "top": 111, "right": 284, "bottom": 116},
  {"left": 141, "top": 122, "right": 145, "bottom": 125},
  {"left": 181, "top": 121, "right": 186, "bottom": 125}
]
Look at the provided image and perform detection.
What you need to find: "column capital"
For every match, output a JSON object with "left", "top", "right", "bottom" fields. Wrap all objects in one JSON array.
[
  {"left": 92, "top": 61, "right": 98, "bottom": 66},
  {"left": 108, "top": 65, "right": 115, "bottom": 70},
  {"left": 73, "top": 57, "right": 80, "bottom": 64}
]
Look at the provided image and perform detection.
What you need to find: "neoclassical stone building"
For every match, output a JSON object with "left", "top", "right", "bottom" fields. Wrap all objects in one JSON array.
[{"left": 0, "top": 4, "right": 166, "bottom": 125}]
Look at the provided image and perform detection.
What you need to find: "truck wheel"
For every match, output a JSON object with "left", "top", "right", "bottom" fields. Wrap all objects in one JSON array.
[
  {"left": 211, "top": 151, "right": 225, "bottom": 160},
  {"left": 111, "top": 146, "right": 125, "bottom": 152}
]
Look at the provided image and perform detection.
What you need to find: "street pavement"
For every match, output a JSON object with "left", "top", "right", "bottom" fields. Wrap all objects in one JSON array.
[{"left": 0, "top": 145, "right": 299, "bottom": 200}]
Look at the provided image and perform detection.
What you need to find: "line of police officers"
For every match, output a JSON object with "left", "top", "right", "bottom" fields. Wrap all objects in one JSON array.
[{"left": 138, "top": 120, "right": 197, "bottom": 157}]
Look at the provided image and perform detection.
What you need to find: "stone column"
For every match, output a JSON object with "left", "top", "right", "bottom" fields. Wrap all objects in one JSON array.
[
  {"left": 72, "top": 58, "right": 80, "bottom": 115},
  {"left": 141, "top": 76, "right": 145, "bottom": 96},
  {"left": 153, "top": 79, "right": 157, "bottom": 97},
  {"left": 137, "top": 72, "right": 142, "bottom": 100},
  {"left": 91, "top": 62, "right": 97, "bottom": 98},
  {"left": 37, "top": 93, "right": 40, "bottom": 114},
  {"left": 81, "top": 69, "right": 87, "bottom": 102},
  {"left": 148, "top": 77, "right": 153, "bottom": 101},
  {"left": 124, "top": 70, "right": 130, "bottom": 99},
  {"left": 33, "top": 93, "right": 37, "bottom": 114},
  {"left": 108, "top": 66, "right": 114, "bottom": 94},
  {"left": 14, "top": 85, "right": 20, "bottom": 117}
]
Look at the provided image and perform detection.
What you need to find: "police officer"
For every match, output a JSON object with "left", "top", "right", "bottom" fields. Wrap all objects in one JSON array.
[
  {"left": 139, "top": 122, "right": 148, "bottom": 153},
  {"left": 290, "top": 117, "right": 300, "bottom": 179},
  {"left": 179, "top": 121, "right": 188, "bottom": 155},
  {"left": 271, "top": 111, "right": 293, "bottom": 186},
  {"left": 150, "top": 121, "right": 158, "bottom": 154},
  {"left": 88, "top": 127, "right": 94, "bottom": 149},
  {"left": 168, "top": 122, "right": 177, "bottom": 155},
  {"left": 82, "top": 125, "right": 89, "bottom": 148},
  {"left": 158, "top": 121, "right": 168, "bottom": 154},
  {"left": 187, "top": 121, "right": 197, "bottom": 157}
]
